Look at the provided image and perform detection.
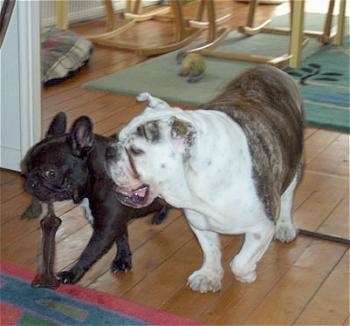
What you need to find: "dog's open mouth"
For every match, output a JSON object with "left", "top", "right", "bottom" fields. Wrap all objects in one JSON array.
[{"left": 115, "top": 184, "right": 149, "bottom": 207}]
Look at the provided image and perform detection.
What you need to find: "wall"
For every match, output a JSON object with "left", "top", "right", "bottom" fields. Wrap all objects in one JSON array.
[{"left": 40, "top": 0, "right": 159, "bottom": 27}]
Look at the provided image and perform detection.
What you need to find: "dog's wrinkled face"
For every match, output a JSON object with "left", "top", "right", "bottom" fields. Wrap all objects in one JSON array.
[
  {"left": 23, "top": 113, "right": 94, "bottom": 203},
  {"left": 106, "top": 93, "right": 196, "bottom": 208}
]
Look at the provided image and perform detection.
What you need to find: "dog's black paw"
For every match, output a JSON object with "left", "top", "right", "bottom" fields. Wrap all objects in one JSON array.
[
  {"left": 57, "top": 269, "right": 83, "bottom": 284},
  {"left": 111, "top": 256, "right": 132, "bottom": 273},
  {"left": 151, "top": 206, "right": 169, "bottom": 225}
]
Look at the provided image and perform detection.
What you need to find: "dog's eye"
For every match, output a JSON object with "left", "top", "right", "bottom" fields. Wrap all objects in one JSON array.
[
  {"left": 43, "top": 169, "right": 56, "bottom": 179},
  {"left": 129, "top": 146, "right": 144, "bottom": 156}
]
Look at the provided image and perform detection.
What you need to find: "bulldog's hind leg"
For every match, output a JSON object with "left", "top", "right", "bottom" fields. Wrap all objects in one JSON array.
[
  {"left": 230, "top": 219, "right": 274, "bottom": 283},
  {"left": 275, "top": 173, "right": 298, "bottom": 243}
]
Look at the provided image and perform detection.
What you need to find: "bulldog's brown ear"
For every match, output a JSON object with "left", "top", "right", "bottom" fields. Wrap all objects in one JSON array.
[
  {"left": 46, "top": 112, "right": 67, "bottom": 137},
  {"left": 69, "top": 116, "right": 95, "bottom": 158},
  {"left": 169, "top": 117, "right": 196, "bottom": 154}
]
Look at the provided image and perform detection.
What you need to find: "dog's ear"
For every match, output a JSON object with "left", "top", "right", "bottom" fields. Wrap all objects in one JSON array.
[
  {"left": 46, "top": 112, "right": 67, "bottom": 137},
  {"left": 169, "top": 116, "right": 196, "bottom": 156},
  {"left": 69, "top": 116, "right": 95, "bottom": 158}
]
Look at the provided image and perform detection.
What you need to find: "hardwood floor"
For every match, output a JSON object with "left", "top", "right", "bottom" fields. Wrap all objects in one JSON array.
[{"left": 1, "top": 1, "right": 349, "bottom": 325}]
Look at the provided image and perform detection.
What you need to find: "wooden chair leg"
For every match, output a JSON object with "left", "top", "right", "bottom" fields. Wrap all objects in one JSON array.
[
  {"left": 124, "top": 0, "right": 171, "bottom": 22},
  {"left": 237, "top": 0, "right": 272, "bottom": 36},
  {"left": 56, "top": 0, "right": 68, "bottom": 29},
  {"left": 86, "top": 0, "right": 170, "bottom": 46},
  {"left": 87, "top": 0, "right": 201, "bottom": 57},
  {"left": 104, "top": 0, "right": 116, "bottom": 31},
  {"left": 334, "top": 0, "right": 346, "bottom": 45},
  {"left": 136, "top": 0, "right": 201, "bottom": 57},
  {"left": 200, "top": 0, "right": 293, "bottom": 67},
  {"left": 261, "top": 0, "right": 342, "bottom": 43},
  {"left": 318, "top": 0, "right": 346, "bottom": 44},
  {"left": 189, "top": 0, "right": 232, "bottom": 29},
  {"left": 126, "top": 0, "right": 140, "bottom": 14},
  {"left": 322, "top": 0, "right": 335, "bottom": 41},
  {"left": 211, "top": 0, "right": 343, "bottom": 68},
  {"left": 85, "top": 0, "right": 136, "bottom": 42},
  {"left": 185, "top": 0, "right": 231, "bottom": 53}
]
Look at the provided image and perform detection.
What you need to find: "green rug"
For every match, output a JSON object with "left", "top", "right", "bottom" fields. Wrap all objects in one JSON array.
[
  {"left": 84, "top": 13, "right": 349, "bottom": 132},
  {"left": 284, "top": 36, "right": 349, "bottom": 132}
]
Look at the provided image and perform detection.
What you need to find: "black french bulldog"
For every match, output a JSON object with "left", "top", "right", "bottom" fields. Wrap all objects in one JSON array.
[{"left": 22, "top": 112, "right": 170, "bottom": 285}]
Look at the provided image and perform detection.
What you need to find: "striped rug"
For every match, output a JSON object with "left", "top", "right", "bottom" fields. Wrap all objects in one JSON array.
[{"left": 1, "top": 262, "right": 201, "bottom": 326}]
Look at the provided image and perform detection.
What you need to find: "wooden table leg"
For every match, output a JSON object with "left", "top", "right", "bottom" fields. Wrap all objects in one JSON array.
[{"left": 289, "top": 0, "right": 305, "bottom": 68}]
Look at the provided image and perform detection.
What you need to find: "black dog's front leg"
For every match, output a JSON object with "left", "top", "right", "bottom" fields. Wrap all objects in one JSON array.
[
  {"left": 111, "top": 232, "right": 132, "bottom": 273},
  {"left": 110, "top": 204, "right": 171, "bottom": 272},
  {"left": 57, "top": 216, "right": 126, "bottom": 284},
  {"left": 151, "top": 205, "right": 169, "bottom": 225}
]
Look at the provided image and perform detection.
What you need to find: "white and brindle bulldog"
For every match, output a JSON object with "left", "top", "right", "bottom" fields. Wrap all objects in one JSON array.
[{"left": 106, "top": 66, "right": 304, "bottom": 293}]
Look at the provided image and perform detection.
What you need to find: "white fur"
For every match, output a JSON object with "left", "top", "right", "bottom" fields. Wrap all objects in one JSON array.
[
  {"left": 109, "top": 94, "right": 296, "bottom": 293},
  {"left": 80, "top": 197, "right": 94, "bottom": 224}
]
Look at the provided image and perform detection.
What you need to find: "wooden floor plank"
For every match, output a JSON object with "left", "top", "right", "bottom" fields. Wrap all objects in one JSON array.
[
  {"left": 87, "top": 214, "right": 194, "bottom": 292},
  {"left": 293, "top": 170, "right": 348, "bottom": 236},
  {"left": 1, "top": 173, "right": 25, "bottom": 203},
  {"left": 304, "top": 129, "right": 340, "bottom": 164},
  {"left": 294, "top": 250, "right": 350, "bottom": 325},
  {"left": 317, "top": 197, "right": 350, "bottom": 239},
  {"left": 1, "top": 193, "right": 33, "bottom": 225},
  {"left": 0, "top": 169, "right": 21, "bottom": 185},
  {"left": 198, "top": 262, "right": 291, "bottom": 324},
  {"left": 243, "top": 240, "right": 348, "bottom": 325},
  {"left": 307, "top": 133, "right": 349, "bottom": 177}
]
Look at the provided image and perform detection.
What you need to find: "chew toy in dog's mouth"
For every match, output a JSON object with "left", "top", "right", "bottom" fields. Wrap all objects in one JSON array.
[{"left": 115, "top": 184, "right": 149, "bottom": 207}]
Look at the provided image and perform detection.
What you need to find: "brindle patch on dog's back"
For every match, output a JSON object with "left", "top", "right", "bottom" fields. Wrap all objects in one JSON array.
[{"left": 202, "top": 66, "right": 304, "bottom": 220}]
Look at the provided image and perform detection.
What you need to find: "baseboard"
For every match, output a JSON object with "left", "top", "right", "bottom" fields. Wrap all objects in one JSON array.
[{"left": 0, "top": 146, "right": 22, "bottom": 172}]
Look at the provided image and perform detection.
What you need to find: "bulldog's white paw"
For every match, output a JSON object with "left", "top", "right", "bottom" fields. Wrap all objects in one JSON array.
[
  {"left": 230, "top": 259, "right": 257, "bottom": 284},
  {"left": 234, "top": 270, "right": 257, "bottom": 283},
  {"left": 275, "top": 220, "right": 297, "bottom": 243},
  {"left": 187, "top": 270, "right": 222, "bottom": 293}
]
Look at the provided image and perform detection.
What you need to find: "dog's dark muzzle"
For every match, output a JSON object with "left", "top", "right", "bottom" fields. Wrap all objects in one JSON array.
[{"left": 24, "top": 175, "right": 73, "bottom": 202}]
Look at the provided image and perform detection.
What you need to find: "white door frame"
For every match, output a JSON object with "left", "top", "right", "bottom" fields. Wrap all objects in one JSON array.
[
  {"left": 18, "top": 0, "right": 41, "bottom": 161},
  {"left": 0, "top": 0, "right": 41, "bottom": 171}
]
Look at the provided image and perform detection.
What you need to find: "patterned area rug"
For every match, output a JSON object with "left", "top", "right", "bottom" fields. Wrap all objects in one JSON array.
[
  {"left": 284, "top": 36, "right": 349, "bottom": 132},
  {"left": 84, "top": 13, "right": 349, "bottom": 132},
  {"left": 1, "top": 262, "right": 201, "bottom": 326}
]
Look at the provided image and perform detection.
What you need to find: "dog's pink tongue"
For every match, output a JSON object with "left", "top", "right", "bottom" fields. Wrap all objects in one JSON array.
[
  {"left": 116, "top": 185, "right": 147, "bottom": 199},
  {"left": 134, "top": 186, "right": 147, "bottom": 198},
  {"left": 116, "top": 187, "right": 134, "bottom": 197}
]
